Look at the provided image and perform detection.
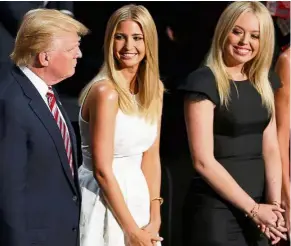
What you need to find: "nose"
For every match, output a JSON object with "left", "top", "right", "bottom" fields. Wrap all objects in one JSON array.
[
  {"left": 125, "top": 37, "right": 134, "bottom": 50},
  {"left": 240, "top": 33, "right": 250, "bottom": 45},
  {"left": 76, "top": 47, "right": 82, "bottom": 58}
]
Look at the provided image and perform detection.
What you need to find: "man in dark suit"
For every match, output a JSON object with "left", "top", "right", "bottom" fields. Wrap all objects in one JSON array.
[
  {"left": 0, "top": 1, "right": 74, "bottom": 64},
  {"left": 0, "top": 9, "right": 88, "bottom": 246}
]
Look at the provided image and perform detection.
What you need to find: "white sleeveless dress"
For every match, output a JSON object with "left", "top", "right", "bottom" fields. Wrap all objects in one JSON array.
[{"left": 78, "top": 82, "right": 160, "bottom": 246}]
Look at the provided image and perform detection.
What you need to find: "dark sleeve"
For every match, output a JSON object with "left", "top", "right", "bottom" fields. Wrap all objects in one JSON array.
[
  {"left": 46, "top": 1, "right": 74, "bottom": 15},
  {"left": 269, "top": 70, "right": 282, "bottom": 92},
  {"left": 0, "top": 100, "right": 29, "bottom": 246},
  {"left": 0, "top": 2, "right": 39, "bottom": 37},
  {"left": 178, "top": 66, "right": 220, "bottom": 105},
  {"left": 58, "top": 1, "right": 74, "bottom": 13}
]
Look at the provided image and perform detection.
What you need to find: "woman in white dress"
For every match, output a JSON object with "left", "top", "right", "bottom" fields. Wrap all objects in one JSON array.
[{"left": 78, "top": 4, "right": 164, "bottom": 246}]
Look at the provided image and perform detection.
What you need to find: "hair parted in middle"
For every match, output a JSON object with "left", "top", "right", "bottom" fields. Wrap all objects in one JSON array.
[
  {"left": 206, "top": 1, "right": 276, "bottom": 115},
  {"left": 80, "top": 4, "right": 164, "bottom": 123}
]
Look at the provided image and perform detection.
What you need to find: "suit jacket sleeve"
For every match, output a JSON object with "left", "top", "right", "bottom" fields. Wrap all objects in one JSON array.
[
  {"left": 0, "top": 2, "right": 40, "bottom": 37},
  {"left": 46, "top": 1, "right": 74, "bottom": 16},
  {"left": 0, "top": 99, "right": 29, "bottom": 246}
]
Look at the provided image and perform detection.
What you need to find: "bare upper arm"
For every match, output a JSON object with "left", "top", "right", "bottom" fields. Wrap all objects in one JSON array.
[
  {"left": 263, "top": 116, "right": 279, "bottom": 155},
  {"left": 275, "top": 50, "right": 290, "bottom": 88},
  {"left": 275, "top": 50, "right": 290, "bottom": 129},
  {"left": 86, "top": 81, "right": 119, "bottom": 172},
  {"left": 184, "top": 99, "right": 215, "bottom": 166}
]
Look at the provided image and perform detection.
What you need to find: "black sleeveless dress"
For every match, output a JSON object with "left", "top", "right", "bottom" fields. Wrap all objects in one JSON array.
[{"left": 179, "top": 66, "right": 281, "bottom": 246}]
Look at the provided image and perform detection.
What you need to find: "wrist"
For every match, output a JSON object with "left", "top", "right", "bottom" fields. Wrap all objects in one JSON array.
[
  {"left": 150, "top": 198, "right": 161, "bottom": 218},
  {"left": 244, "top": 201, "right": 259, "bottom": 218},
  {"left": 282, "top": 188, "right": 290, "bottom": 202},
  {"left": 269, "top": 200, "right": 281, "bottom": 207},
  {"left": 150, "top": 215, "right": 161, "bottom": 225},
  {"left": 122, "top": 222, "right": 140, "bottom": 235},
  {"left": 247, "top": 203, "right": 260, "bottom": 219},
  {"left": 243, "top": 199, "right": 257, "bottom": 216}
]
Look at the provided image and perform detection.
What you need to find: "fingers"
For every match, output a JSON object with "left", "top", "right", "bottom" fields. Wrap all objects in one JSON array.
[
  {"left": 269, "top": 226, "right": 288, "bottom": 240},
  {"left": 150, "top": 235, "right": 163, "bottom": 242},
  {"left": 270, "top": 235, "right": 281, "bottom": 245},
  {"left": 272, "top": 205, "right": 285, "bottom": 213},
  {"left": 277, "top": 224, "right": 288, "bottom": 233},
  {"left": 265, "top": 227, "right": 271, "bottom": 239},
  {"left": 275, "top": 211, "right": 285, "bottom": 227},
  {"left": 258, "top": 224, "right": 266, "bottom": 234},
  {"left": 284, "top": 213, "right": 290, "bottom": 233},
  {"left": 268, "top": 230, "right": 280, "bottom": 245}
]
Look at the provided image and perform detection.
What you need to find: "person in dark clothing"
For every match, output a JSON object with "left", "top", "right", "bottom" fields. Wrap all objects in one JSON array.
[{"left": 179, "top": 2, "right": 288, "bottom": 245}]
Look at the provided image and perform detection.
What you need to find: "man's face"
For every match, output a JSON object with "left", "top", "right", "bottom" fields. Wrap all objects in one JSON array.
[{"left": 46, "top": 32, "right": 82, "bottom": 82}]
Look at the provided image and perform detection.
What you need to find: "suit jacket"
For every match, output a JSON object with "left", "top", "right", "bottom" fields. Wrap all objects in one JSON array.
[
  {"left": 0, "top": 1, "right": 74, "bottom": 63},
  {"left": 0, "top": 65, "right": 81, "bottom": 246}
]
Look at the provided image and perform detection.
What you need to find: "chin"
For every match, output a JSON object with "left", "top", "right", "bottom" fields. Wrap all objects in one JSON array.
[
  {"left": 120, "top": 61, "right": 140, "bottom": 69},
  {"left": 69, "top": 68, "right": 76, "bottom": 76},
  {"left": 231, "top": 55, "right": 253, "bottom": 65}
]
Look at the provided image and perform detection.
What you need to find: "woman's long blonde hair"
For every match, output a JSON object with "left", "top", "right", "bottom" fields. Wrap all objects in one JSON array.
[
  {"left": 206, "top": 1, "right": 275, "bottom": 115},
  {"left": 79, "top": 4, "right": 163, "bottom": 123}
]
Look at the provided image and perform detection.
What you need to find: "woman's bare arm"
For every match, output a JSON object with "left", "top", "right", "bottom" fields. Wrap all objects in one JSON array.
[
  {"left": 141, "top": 119, "right": 162, "bottom": 226},
  {"left": 185, "top": 99, "right": 257, "bottom": 214},
  {"left": 263, "top": 116, "right": 282, "bottom": 203},
  {"left": 86, "top": 81, "right": 139, "bottom": 233}
]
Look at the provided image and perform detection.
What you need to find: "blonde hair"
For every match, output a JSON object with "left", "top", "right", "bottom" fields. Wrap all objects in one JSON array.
[
  {"left": 11, "top": 8, "right": 89, "bottom": 66},
  {"left": 79, "top": 4, "right": 164, "bottom": 123},
  {"left": 206, "top": 1, "right": 275, "bottom": 115}
]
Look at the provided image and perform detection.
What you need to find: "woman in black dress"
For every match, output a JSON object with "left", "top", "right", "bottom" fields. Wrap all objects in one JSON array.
[{"left": 179, "top": 2, "right": 288, "bottom": 245}]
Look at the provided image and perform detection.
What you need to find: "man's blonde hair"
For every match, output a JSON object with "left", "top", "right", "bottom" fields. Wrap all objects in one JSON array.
[{"left": 11, "top": 8, "right": 89, "bottom": 66}]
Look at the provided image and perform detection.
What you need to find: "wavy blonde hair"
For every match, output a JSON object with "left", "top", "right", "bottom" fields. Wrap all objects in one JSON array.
[
  {"left": 206, "top": 1, "right": 275, "bottom": 115},
  {"left": 79, "top": 4, "right": 164, "bottom": 123},
  {"left": 11, "top": 8, "right": 89, "bottom": 66}
]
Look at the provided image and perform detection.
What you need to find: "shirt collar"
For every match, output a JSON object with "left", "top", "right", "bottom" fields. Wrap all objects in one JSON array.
[{"left": 19, "top": 66, "right": 49, "bottom": 102}]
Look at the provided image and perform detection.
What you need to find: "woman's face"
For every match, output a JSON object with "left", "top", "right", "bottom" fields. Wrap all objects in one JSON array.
[
  {"left": 113, "top": 20, "right": 145, "bottom": 70},
  {"left": 224, "top": 11, "right": 260, "bottom": 67}
]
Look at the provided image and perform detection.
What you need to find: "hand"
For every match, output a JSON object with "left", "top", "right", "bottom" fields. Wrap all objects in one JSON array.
[
  {"left": 251, "top": 204, "right": 288, "bottom": 241},
  {"left": 282, "top": 196, "right": 290, "bottom": 237},
  {"left": 125, "top": 228, "right": 163, "bottom": 246},
  {"left": 251, "top": 204, "right": 282, "bottom": 227},
  {"left": 141, "top": 220, "right": 162, "bottom": 246}
]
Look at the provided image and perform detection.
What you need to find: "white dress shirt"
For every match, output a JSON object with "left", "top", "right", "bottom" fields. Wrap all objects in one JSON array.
[{"left": 19, "top": 66, "right": 68, "bottom": 126}]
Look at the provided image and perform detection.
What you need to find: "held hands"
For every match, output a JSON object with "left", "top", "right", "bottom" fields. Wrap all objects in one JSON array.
[
  {"left": 141, "top": 220, "right": 163, "bottom": 246},
  {"left": 281, "top": 194, "right": 291, "bottom": 237},
  {"left": 249, "top": 203, "right": 288, "bottom": 244},
  {"left": 125, "top": 226, "right": 163, "bottom": 246}
]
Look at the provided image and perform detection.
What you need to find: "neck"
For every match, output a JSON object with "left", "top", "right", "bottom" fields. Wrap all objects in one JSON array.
[
  {"left": 28, "top": 65, "right": 61, "bottom": 86},
  {"left": 225, "top": 64, "right": 247, "bottom": 81},
  {"left": 120, "top": 66, "right": 139, "bottom": 94}
]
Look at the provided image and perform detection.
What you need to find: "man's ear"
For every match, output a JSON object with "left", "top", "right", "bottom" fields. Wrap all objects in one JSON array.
[{"left": 38, "top": 52, "right": 49, "bottom": 67}]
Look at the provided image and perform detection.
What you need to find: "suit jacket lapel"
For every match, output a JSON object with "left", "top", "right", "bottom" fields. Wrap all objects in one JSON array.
[{"left": 11, "top": 66, "right": 78, "bottom": 195}]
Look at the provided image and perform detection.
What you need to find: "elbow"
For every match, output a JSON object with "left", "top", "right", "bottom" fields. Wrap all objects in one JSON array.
[
  {"left": 192, "top": 156, "right": 215, "bottom": 173},
  {"left": 93, "top": 167, "right": 114, "bottom": 185}
]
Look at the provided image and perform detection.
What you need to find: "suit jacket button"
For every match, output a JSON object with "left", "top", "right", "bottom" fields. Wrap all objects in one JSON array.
[
  {"left": 72, "top": 227, "right": 77, "bottom": 232},
  {"left": 72, "top": 196, "right": 78, "bottom": 202}
]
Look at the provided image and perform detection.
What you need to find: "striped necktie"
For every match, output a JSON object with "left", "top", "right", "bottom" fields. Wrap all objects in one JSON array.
[{"left": 46, "top": 86, "right": 74, "bottom": 176}]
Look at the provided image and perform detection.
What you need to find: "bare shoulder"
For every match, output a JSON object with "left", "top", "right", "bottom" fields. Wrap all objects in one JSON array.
[
  {"left": 88, "top": 79, "right": 118, "bottom": 105},
  {"left": 277, "top": 48, "right": 290, "bottom": 66}
]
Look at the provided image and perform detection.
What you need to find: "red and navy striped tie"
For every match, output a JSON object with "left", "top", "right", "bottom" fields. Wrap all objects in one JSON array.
[{"left": 46, "top": 86, "right": 74, "bottom": 176}]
